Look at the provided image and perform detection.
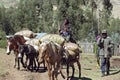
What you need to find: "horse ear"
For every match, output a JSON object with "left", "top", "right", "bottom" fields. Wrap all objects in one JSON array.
[
  {"left": 5, "top": 35, "right": 13, "bottom": 40},
  {"left": 6, "top": 36, "right": 10, "bottom": 39}
]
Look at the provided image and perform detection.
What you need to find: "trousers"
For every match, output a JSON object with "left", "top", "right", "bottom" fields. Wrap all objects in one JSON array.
[{"left": 100, "top": 56, "right": 110, "bottom": 74}]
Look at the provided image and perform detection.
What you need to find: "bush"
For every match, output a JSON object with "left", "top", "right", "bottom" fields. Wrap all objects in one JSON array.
[
  {"left": 0, "top": 29, "right": 6, "bottom": 48},
  {"left": 0, "top": 39, "right": 7, "bottom": 48}
]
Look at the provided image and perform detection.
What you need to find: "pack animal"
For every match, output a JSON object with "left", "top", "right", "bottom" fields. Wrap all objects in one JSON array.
[
  {"left": 18, "top": 44, "right": 38, "bottom": 71},
  {"left": 63, "top": 42, "right": 82, "bottom": 80},
  {"left": 6, "top": 35, "right": 26, "bottom": 70},
  {"left": 38, "top": 41, "right": 65, "bottom": 80}
]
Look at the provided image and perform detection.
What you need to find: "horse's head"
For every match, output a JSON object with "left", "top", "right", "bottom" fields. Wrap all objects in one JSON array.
[
  {"left": 6, "top": 36, "right": 16, "bottom": 55},
  {"left": 6, "top": 35, "right": 26, "bottom": 55},
  {"left": 38, "top": 41, "right": 49, "bottom": 63}
]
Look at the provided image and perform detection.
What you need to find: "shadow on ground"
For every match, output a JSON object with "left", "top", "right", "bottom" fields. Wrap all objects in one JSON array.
[
  {"left": 110, "top": 69, "right": 120, "bottom": 75},
  {"left": 69, "top": 77, "right": 92, "bottom": 80}
]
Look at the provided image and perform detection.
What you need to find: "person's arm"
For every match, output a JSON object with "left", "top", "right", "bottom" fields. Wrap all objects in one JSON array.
[
  {"left": 108, "top": 37, "right": 114, "bottom": 48},
  {"left": 97, "top": 37, "right": 104, "bottom": 48}
]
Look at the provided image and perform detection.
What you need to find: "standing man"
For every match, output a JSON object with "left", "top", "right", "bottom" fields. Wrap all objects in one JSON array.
[{"left": 97, "top": 30, "right": 113, "bottom": 77}]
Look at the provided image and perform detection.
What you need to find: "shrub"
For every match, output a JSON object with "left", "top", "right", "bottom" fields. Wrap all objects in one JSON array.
[{"left": 0, "top": 39, "right": 7, "bottom": 48}]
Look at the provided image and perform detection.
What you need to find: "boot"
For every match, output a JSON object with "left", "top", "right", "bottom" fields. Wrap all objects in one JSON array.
[{"left": 106, "top": 71, "right": 110, "bottom": 75}]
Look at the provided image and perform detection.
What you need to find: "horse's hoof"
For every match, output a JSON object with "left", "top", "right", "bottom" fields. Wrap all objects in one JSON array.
[
  {"left": 79, "top": 74, "right": 81, "bottom": 79},
  {"left": 23, "top": 65, "right": 26, "bottom": 68},
  {"left": 27, "top": 67, "right": 31, "bottom": 70},
  {"left": 30, "top": 69, "right": 33, "bottom": 72},
  {"left": 36, "top": 69, "right": 39, "bottom": 72},
  {"left": 17, "top": 67, "right": 20, "bottom": 70}
]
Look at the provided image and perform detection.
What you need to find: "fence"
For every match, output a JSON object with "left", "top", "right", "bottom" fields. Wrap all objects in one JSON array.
[{"left": 78, "top": 42, "right": 120, "bottom": 56}]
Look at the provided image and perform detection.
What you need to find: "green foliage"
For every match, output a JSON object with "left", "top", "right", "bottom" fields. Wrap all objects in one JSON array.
[
  {"left": 0, "top": 0, "right": 119, "bottom": 42},
  {"left": 0, "top": 29, "right": 7, "bottom": 48},
  {"left": 0, "top": 39, "right": 7, "bottom": 48},
  {"left": 109, "top": 18, "right": 120, "bottom": 43}
]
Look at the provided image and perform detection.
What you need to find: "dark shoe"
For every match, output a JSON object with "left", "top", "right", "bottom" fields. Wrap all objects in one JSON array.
[{"left": 106, "top": 72, "right": 110, "bottom": 75}]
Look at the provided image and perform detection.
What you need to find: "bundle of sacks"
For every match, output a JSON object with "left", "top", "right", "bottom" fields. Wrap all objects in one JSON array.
[
  {"left": 25, "top": 38, "right": 40, "bottom": 51},
  {"left": 39, "top": 34, "right": 65, "bottom": 46},
  {"left": 64, "top": 42, "right": 82, "bottom": 56},
  {"left": 15, "top": 29, "right": 37, "bottom": 38}
]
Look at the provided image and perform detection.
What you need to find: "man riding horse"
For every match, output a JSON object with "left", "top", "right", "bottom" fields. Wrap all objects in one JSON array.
[{"left": 59, "top": 19, "right": 76, "bottom": 43}]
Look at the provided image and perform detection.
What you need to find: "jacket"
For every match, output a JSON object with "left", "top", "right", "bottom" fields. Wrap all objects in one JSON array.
[{"left": 97, "top": 36, "right": 113, "bottom": 58}]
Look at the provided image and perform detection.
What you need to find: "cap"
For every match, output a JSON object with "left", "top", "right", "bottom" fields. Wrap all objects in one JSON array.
[{"left": 102, "top": 30, "right": 107, "bottom": 34}]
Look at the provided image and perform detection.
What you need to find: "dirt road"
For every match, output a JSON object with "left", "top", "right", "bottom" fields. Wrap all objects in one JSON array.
[
  {"left": 0, "top": 48, "right": 65, "bottom": 80},
  {"left": 0, "top": 48, "right": 120, "bottom": 80}
]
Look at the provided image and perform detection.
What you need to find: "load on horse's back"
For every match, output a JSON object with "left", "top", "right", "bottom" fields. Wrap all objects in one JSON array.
[{"left": 59, "top": 19, "right": 76, "bottom": 43}]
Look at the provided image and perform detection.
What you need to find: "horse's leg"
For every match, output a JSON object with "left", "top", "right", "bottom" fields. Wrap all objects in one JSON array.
[
  {"left": 43, "top": 60, "right": 46, "bottom": 70},
  {"left": 71, "top": 64, "right": 75, "bottom": 78},
  {"left": 55, "top": 62, "right": 65, "bottom": 80},
  {"left": 27, "top": 58, "right": 32, "bottom": 71},
  {"left": 46, "top": 61, "right": 52, "bottom": 80},
  {"left": 31, "top": 56, "right": 35, "bottom": 72},
  {"left": 14, "top": 51, "right": 18, "bottom": 68},
  {"left": 36, "top": 56, "right": 40, "bottom": 71},
  {"left": 27, "top": 55, "right": 34, "bottom": 71},
  {"left": 25, "top": 55, "right": 28, "bottom": 68},
  {"left": 14, "top": 57, "right": 17, "bottom": 68},
  {"left": 21, "top": 54, "right": 26, "bottom": 68},
  {"left": 15, "top": 52, "right": 20, "bottom": 70},
  {"left": 52, "top": 65, "right": 55, "bottom": 80},
  {"left": 59, "top": 63, "right": 65, "bottom": 79},
  {"left": 77, "top": 60, "right": 81, "bottom": 78},
  {"left": 31, "top": 58, "right": 34, "bottom": 72},
  {"left": 33, "top": 58, "right": 36, "bottom": 69},
  {"left": 17, "top": 57, "right": 20, "bottom": 70},
  {"left": 67, "top": 64, "right": 69, "bottom": 80},
  {"left": 36, "top": 62, "right": 40, "bottom": 72}
]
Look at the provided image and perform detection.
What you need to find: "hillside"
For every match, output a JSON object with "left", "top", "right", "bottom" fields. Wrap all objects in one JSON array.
[{"left": 0, "top": 0, "right": 120, "bottom": 18}]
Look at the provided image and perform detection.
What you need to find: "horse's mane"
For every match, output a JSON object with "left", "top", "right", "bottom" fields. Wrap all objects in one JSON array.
[{"left": 13, "top": 35, "right": 26, "bottom": 44}]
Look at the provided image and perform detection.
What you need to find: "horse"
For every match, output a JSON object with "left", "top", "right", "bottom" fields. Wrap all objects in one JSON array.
[
  {"left": 63, "top": 42, "right": 82, "bottom": 80},
  {"left": 25, "top": 38, "right": 46, "bottom": 71},
  {"left": 38, "top": 41, "right": 65, "bottom": 80},
  {"left": 6, "top": 35, "right": 26, "bottom": 70},
  {"left": 18, "top": 44, "right": 38, "bottom": 71}
]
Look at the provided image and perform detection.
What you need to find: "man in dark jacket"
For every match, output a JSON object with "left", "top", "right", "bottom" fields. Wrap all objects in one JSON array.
[{"left": 97, "top": 30, "right": 113, "bottom": 77}]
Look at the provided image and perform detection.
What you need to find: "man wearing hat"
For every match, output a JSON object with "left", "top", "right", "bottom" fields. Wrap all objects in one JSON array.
[{"left": 97, "top": 29, "right": 113, "bottom": 77}]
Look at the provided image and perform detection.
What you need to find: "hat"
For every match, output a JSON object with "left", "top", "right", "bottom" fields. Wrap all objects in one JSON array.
[{"left": 102, "top": 30, "right": 107, "bottom": 34}]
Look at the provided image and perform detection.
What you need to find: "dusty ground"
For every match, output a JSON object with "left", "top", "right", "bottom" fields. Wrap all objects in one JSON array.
[{"left": 0, "top": 48, "right": 120, "bottom": 80}]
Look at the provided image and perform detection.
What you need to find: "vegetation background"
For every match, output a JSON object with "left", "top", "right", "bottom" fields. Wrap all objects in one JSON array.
[{"left": 0, "top": 0, "right": 120, "bottom": 48}]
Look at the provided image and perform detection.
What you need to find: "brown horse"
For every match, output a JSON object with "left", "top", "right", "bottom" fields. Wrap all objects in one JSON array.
[
  {"left": 6, "top": 35, "right": 26, "bottom": 70},
  {"left": 38, "top": 41, "right": 65, "bottom": 80},
  {"left": 63, "top": 42, "right": 82, "bottom": 80}
]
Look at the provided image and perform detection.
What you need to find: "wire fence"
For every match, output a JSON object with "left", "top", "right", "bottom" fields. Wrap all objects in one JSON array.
[{"left": 79, "top": 42, "right": 120, "bottom": 56}]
